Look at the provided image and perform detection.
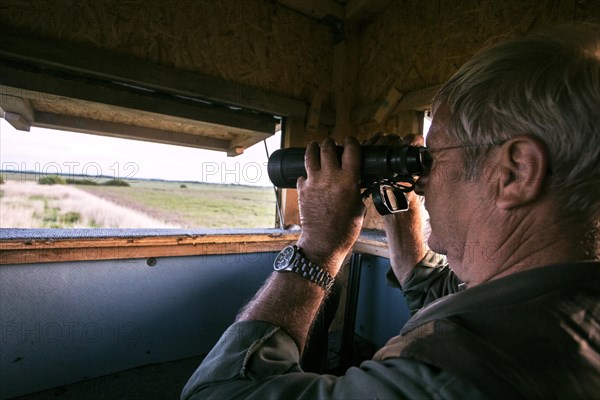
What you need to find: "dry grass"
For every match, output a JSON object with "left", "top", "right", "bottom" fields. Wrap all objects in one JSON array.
[{"left": 0, "top": 181, "right": 177, "bottom": 228}]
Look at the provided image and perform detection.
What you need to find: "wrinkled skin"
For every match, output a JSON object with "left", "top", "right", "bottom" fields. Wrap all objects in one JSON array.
[{"left": 296, "top": 137, "right": 365, "bottom": 275}]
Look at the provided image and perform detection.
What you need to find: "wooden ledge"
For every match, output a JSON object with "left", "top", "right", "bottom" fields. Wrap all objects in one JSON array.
[
  {"left": 354, "top": 230, "right": 389, "bottom": 259},
  {"left": 0, "top": 229, "right": 389, "bottom": 265}
]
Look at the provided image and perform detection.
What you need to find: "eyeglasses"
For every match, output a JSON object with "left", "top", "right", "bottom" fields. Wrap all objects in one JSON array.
[
  {"left": 419, "top": 140, "right": 553, "bottom": 176},
  {"left": 423, "top": 141, "right": 506, "bottom": 154},
  {"left": 419, "top": 141, "right": 506, "bottom": 173}
]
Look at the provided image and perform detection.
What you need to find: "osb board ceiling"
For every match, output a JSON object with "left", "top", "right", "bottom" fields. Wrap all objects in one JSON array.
[
  {"left": 356, "top": 0, "right": 600, "bottom": 106},
  {"left": 0, "top": 0, "right": 334, "bottom": 106},
  {"left": 29, "top": 96, "right": 243, "bottom": 141},
  {"left": 1, "top": 86, "right": 271, "bottom": 153}
]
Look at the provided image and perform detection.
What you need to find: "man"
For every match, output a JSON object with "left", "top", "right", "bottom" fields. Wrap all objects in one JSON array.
[
  {"left": 375, "top": 133, "right": 462, "bottom": 317},
  {"left": 182, "top": 25, "right": 600, "bottom": 399}
]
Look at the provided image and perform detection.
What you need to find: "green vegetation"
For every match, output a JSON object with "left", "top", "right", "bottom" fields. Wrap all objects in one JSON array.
[
  {"left": 79, "top": 180, "right": 275, "bottom": 228},
  {"left": 28, "top": 195, "right": 82, "bottom": 227},
  {"left": 66, "top": 178, "right": 99, "bottom": 185},
  {"left": 40, "top": 208, "right": 82, "bottom": 228},
  {"left": 38, "top": 175, "right": 66, "bottom": 185},
  {"left": 0, "top": 174, "right": 5, "bottom": 184},
  {"left": 102, "top": 179, "right": 130, "bottom": 187},
  {"left": 1, "top": 172, "right": 276, "bottom": 228}
]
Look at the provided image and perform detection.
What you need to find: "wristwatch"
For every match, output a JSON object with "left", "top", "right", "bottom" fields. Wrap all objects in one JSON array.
[{"left": 273, "top": 245, "right": 335, "bottom": 290}]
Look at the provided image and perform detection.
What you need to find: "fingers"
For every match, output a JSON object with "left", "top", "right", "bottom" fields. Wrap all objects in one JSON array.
[
  {"left": 320, "top": 138, "right": 339, "bottom": 171},
  {"left": 363, "top": 132, "right": 385, "bottom": 146},
  {"left": 303, "top": 137, "right": 361, "bottom": 183},
  {"left": 342, "top": 137, "right": 361, "bottom": 181},
  {"left": 305, "top": 135, "right": 421, "bottom": 183},
  {"left": 304, "top": 141, "right": 320, "bottom": 178},
  {"left": 365, "top": 133, "right": 408, "bottom": 146},
  {"left": 401, "top": 133, "right": 424, "bottom": 147},
  {"left": 304, "top": 138, "right": 340, "bottom": 179},
  {"left": 383, "top": 134, "right": 402, "bottom": 146},
  {"left": 364, "top": 133, "right": 425, "bottom": 147}
]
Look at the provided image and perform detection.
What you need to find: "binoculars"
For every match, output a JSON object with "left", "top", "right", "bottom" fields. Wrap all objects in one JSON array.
[{"left": 268, "top": 145, "right": 431, "bottom": 215}]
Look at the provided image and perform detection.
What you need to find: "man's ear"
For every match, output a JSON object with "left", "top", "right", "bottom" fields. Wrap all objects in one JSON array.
[{"left": 495, "top": 134, "right": 549, "bottom": 209}]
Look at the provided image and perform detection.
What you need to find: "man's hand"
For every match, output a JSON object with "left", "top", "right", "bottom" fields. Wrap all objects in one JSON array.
[
  {"left": 368, "top": 133, "right": 428, "bottom": 286},
  {"left": 237, "top": 137, "right": 364, "bottom": 350},
  {"left": 296, "top": 137, "right": 365, "bottom": 276},
  {"left": 371, "top": 133, "right": 423, "bottom": 210}
]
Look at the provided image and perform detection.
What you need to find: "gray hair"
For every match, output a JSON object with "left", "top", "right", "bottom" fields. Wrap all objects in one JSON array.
[{"left": 432, "top": 24, "right": 600, "bottom": 221}]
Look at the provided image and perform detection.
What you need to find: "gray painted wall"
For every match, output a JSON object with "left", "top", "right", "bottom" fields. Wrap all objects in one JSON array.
[
  {"left": 355, "top": 254, "right": 410, "bottom": 348},
  {"left": 0, "top": 252, "right": 274, "bottom": 399},
  {"left": 0, "top": 250, "right": 409, "bottom": 399}
]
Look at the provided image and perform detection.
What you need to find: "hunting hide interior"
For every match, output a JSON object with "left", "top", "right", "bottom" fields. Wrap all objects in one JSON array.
[{"left": 0, "top": 0, "right": 599, "bottom": 398}]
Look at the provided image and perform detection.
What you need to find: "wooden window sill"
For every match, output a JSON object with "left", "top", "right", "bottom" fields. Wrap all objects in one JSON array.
[{"left": 0, "top": 228, "right": 389, "bottom": 265}]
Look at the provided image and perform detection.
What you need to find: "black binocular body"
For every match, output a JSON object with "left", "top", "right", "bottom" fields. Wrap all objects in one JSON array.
[{"left": 267, "top": 145, "right": 430, "bottom": 188}]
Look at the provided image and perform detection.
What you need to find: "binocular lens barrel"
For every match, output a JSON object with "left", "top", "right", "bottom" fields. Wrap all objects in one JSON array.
[{"left": 267, "top": 145, "right": 430, "bottom": 188}]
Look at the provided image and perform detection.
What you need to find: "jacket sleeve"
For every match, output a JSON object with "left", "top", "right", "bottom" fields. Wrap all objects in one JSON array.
[
  {"left": 386, "top": 250, "right": 462, "bottom": 315},
  {"left": 181, "top": 320, "right": 486, "bottom": 400}
]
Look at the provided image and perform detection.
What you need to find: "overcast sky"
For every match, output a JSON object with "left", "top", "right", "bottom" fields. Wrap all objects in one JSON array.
[{"left": 0, "top": 118, "right": 281, "bottom": 186}]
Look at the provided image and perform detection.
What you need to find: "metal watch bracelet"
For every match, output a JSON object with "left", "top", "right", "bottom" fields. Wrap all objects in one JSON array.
[{"left": 275, "top": 245, "right": 335, "bottom": 291}]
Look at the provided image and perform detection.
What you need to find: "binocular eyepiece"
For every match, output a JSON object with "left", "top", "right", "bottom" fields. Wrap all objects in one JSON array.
[{"left": 267, "top": 145, "right": 432, "bottom": 215}]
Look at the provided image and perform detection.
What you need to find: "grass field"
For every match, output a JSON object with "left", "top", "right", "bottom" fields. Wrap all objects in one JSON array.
[{"left": 0, "top": 173, "right": 277, "bottom": 229}]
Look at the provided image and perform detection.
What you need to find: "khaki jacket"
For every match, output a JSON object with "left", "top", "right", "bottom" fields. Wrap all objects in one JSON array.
[{"left": 182, "top": 259, "right": 599, "bottom": 399}]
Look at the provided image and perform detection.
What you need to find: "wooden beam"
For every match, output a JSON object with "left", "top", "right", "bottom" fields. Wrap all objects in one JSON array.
[
  {"left": 393, "top": 85, "right": 440, "bottom": 112},
  {"left": 0, "top": 231, "right": 301, "bottom": 265},
  {"left": 227, "top": 132, "right": 272, "bottom": 155},
  {"left": 34, "top": 112, "right": 231, "bottom": 151},
  {"left": 373, "top": 87, "right": 403, "bottom": 124},
  {"left": 226, "top": 146, "right": 245, "bottom": 157},
  {"left": 332, "top": 26, "right": 359, "bottom": 141},
  {"left": 0, "top": 29, "right": 335, "bottom": 121},
  {"left": 305, "top": 90, "right": 323, "bottom": 133},
  {"left": 344, "top": 0, "right": 392, "bottom": 22},
  {"left": 351, "top": 85, "right": 440, "bottom": 125},
  {"left": 353, "top": 237, "right": 389, "bottom": 258},
  {"left": 0, "top": 95, "right": 34, "bottom": 131},
  {"left": 0, "top": 94, "right": 34, "bottom": 121},
  {"left": 351, "top": 102, "right": 378, "bottom": 126},
  {"left": 0, "top": 64, "right": 276, "bottom": 135},
  {"left": 281, "top": 117, "right": 306, "bottom": 227},
  {"left": 320, "top": 107, "right": 336, "bottom": 127},
  {"left": 0, "top": 229, "right": 388, "bottom": 265},
  {"left": 2, "top": 112, "right": 30, "bottom": 131},
  {"left": 277, "top": 0, "right": 344, "bottom": 20}
]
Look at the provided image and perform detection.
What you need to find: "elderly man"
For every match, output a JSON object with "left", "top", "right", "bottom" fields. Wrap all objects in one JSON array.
[{"left": 182, "top": 25, "right": 600, "bottom": 399}]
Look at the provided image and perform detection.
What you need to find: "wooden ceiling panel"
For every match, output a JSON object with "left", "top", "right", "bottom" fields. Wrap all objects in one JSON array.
[{"left": 0, "top": 30, "right": 288, "bottom": 155}]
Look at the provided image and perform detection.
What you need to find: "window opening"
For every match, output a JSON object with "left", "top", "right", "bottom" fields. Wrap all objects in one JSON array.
[
  {"left": 0, "top": 118, "right": 281, "bottom": 229},
  {"left": 263, "top": 139, "right": 285, "bottom": 229},
  {"left": 423, "top": 110, "right": 432, "bottom": 140}
]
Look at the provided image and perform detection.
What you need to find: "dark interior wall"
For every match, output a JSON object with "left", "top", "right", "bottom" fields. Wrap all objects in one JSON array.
[
  {"left": 356, "top": 0, "right": 600, "bottom": 107},
  {"left": 0, "top": 252, "right": 275, "bottom": 399},
  {"left": 355, "top": 254, "right": 410, "bottom": 349}
]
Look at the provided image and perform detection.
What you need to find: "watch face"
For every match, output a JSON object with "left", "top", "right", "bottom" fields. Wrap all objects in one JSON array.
[{"left": 274, "top": 246, "right": 296, "bottom": 271}]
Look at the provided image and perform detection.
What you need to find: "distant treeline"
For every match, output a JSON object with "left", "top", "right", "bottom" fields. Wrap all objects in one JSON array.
[
  {"left": 0, "top": 170, "right": 271, "bottom": 188},
  {"left": 38, "top": 175, "right": 130, "bottom": 187}
]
